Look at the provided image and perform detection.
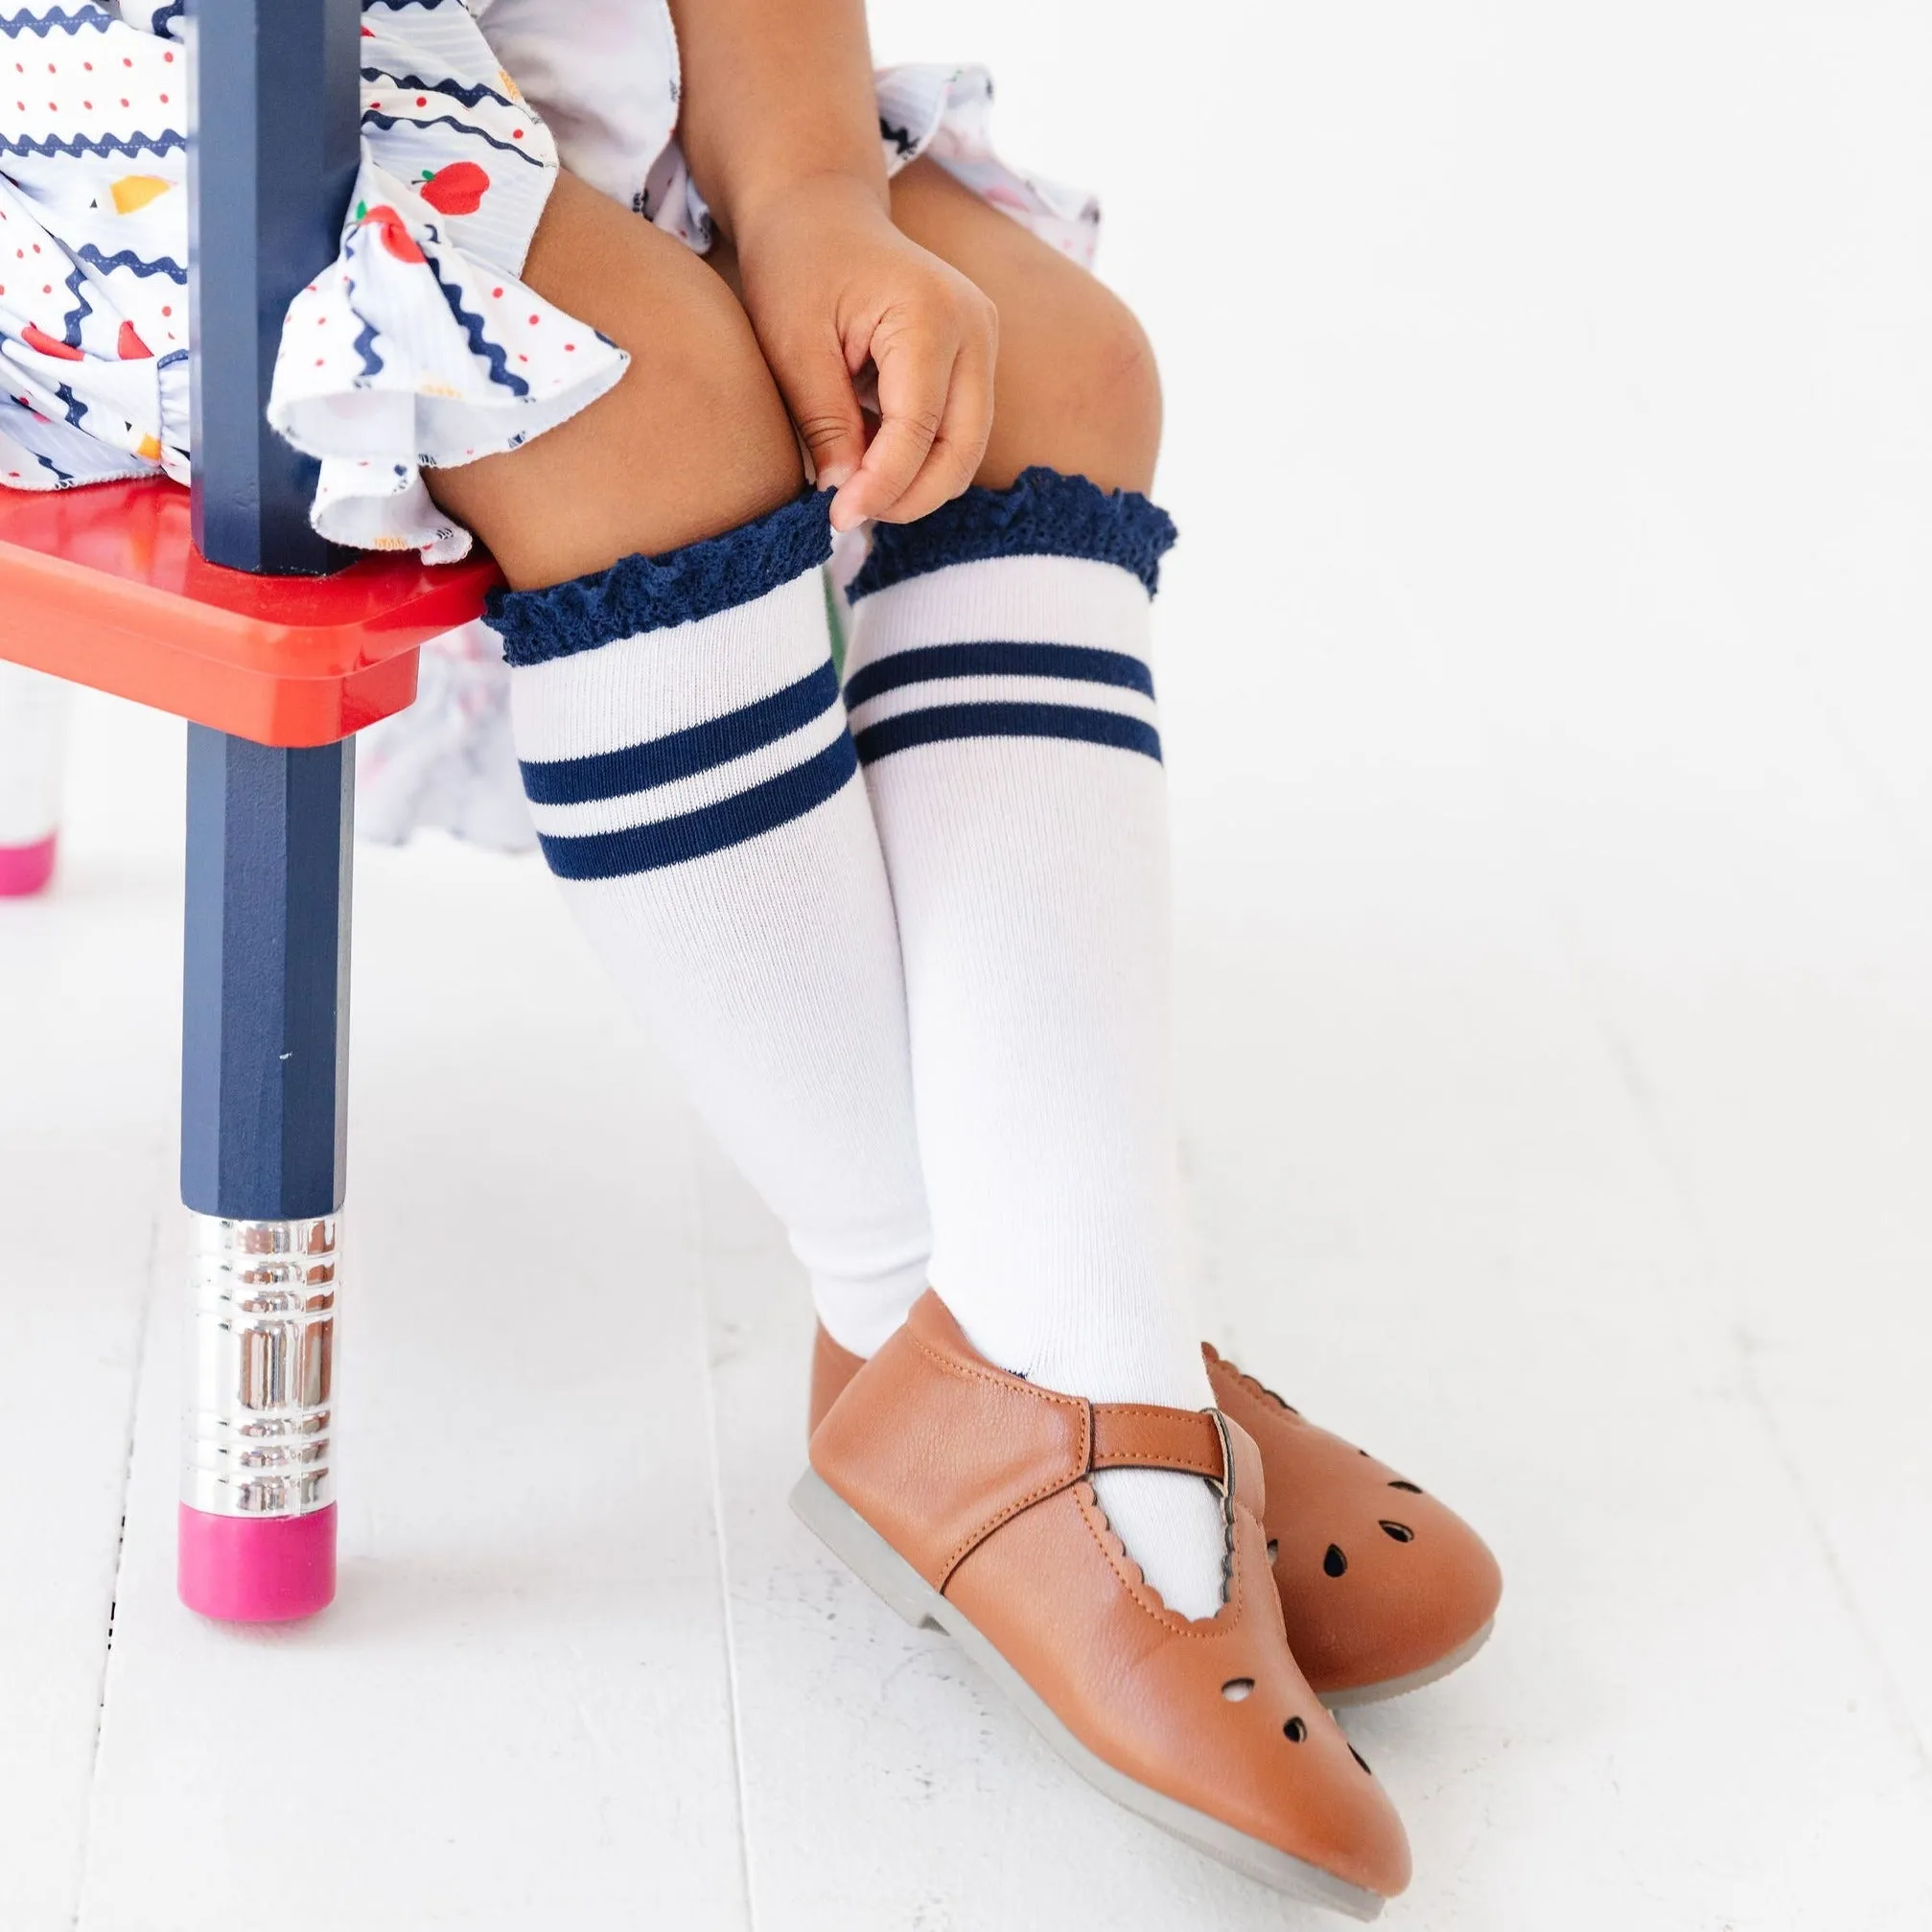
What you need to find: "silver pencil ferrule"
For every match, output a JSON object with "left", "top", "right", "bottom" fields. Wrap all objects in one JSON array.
[{"left": 183, "top": 1213, "right": 338, "bottom": 1519}]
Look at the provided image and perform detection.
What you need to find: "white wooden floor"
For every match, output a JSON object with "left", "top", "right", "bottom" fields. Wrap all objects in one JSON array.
[{"left": 5, "top": 6, "right": 1929, "bottom": 1927}]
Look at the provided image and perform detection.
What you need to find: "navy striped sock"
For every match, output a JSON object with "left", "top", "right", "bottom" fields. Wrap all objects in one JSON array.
[
  {"left": 843, "top": 467, "right": 1229, "bottom": 1621},
  {"left": 484, "top": 494, "right": 932, "bottom": 1352}
]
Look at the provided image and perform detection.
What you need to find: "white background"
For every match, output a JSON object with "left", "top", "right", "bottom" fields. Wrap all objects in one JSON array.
[{"left": 4, "top": 5, "right": 1930, "bottom": 1928}]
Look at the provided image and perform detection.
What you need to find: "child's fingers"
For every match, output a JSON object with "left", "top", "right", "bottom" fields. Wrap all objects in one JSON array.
[
  {"left": 870, "top": 317, "right": 994, "bottom": 528},
  {"left": 830, "top": 317, "right": 957, "bottom": 533},
  {"left": 772, "top": 333, "right": 870, "bottom": 495}
]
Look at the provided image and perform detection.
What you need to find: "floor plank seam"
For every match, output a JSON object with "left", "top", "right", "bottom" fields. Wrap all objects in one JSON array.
[
  {"left": 1539, "top": 865, "right": 1932, "bottom": 1782},
  {"left": 690, "top": 1141, "right": 762, "bottom": 1932},
  {"left": 1794, "top": 648, "right": 1932, "bottom": 896},
  {"left": 1731, "top": 1323, "right": 1932, "bottom": 1781},
  {"left": 68, "top": 1185, "right": 164, "bottom": 1932}
]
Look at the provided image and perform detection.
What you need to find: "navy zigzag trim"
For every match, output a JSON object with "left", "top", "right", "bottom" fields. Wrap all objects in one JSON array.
[
  {"left": 0, "top": 7, "right": 114, "bottom": 39},
  {"left": 0, "top": 128, "right": 184, "bottom": 162},
  {"left": 57, "top": 258, "right": 92, "bottom": 348},
  {"left": 429, "top": 259, "right": 523, "bottom": 398},
  {"left": 362, "top": 68, "right": 519, "bottom": 113},
  {"left": 538, "top": 733, "right": 858, "bottom": 879},
  {"left": 340, "top": 268, "right": 385, "bottom": 380},
  {"left": 53, "top": 381, "right": 86, "bottom": 428},
  {"left": 844, "top": 640, "right": 1153, "bottom": 710},
  {"left": 361, "top": 109, "right": 546, "bottom": 166},
  {"left": 76, "top": 243, "right": 188, "bottom": 288},
  {"left": 852, "top": 702, "right": 1163, "bottom": 766},
  {"left": 149, "top": 0, "right": 185, "bottom": 36},
  {"left": 522, "top": 662, "right": 840, "bottom": 805}
]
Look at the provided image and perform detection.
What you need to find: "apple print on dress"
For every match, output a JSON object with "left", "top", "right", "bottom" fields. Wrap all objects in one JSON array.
[
  {"left": 420, "top": 162, "right": 490, "bottom": 217},
  {"left": 354, "top": 202, "right": 425, "bottom": 267}
]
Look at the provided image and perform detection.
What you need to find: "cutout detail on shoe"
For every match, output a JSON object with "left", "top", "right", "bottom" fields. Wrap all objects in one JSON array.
[
  {"left": 1322, "top": 1543, "right": 1348, "bottom": 1577},
  {"left": 1387, "top": 1478, "right": 1424, "bottom": 1494},
  {"left": 1283, "top": 1715, "right": 1308, "bottom": 1743},
  {"left": 1349, "top": 1744, "right": 1372, "bottom": 1775},
  {"left": 1221, "top": 1678, "right": 1255, "bottom": 1702},
  {"left": 1266, "top": 1539, "right": 1279, "bottom": 1564},
  {"left": 1379, "top": 1520, "right": 1415, "bottom": 1543}
]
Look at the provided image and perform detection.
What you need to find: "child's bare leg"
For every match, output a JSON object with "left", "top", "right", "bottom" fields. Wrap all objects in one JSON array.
[
  {"left": 886, "top": 156, "right": 1162, "bottom": 497},
  {"left": 432, "top": 172, "right": 932, "bottom": 1354},
  {"left": 836, "top": 158, "right": 1224, "bottom": 1616},
  {"left": 430, "top": 173, "right": 805, "bottom": 589}
]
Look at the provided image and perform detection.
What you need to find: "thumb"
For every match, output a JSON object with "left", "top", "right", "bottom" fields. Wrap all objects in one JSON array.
[{"left": 768, "top": 334, "right": 869, "bottom": 492}]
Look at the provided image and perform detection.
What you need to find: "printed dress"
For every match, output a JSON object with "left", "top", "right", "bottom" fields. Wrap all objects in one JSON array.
[{"left": 1, "top": 0, "right": 1101, "bottom": 837}]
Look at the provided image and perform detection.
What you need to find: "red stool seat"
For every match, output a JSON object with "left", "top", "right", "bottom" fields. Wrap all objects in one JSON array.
[{"left": 0, "top": 480, "right": 500, "bottom": 747}]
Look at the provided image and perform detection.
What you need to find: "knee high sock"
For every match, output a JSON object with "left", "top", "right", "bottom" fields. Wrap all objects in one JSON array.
[
  {"left": 842, "top": 468, "right": 1226, "bottom": 1620},
  {"left": 486, "top": 493, "right": 931, "bottom": 1354}
]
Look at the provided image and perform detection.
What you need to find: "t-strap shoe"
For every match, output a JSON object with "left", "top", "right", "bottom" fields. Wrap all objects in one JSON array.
[
  {"left": 810, "top": 1322, "right": 1501, "bottom": 1707},
  {"left": 795, "top": 1292, "right": 1411, "bottom": 1919}
]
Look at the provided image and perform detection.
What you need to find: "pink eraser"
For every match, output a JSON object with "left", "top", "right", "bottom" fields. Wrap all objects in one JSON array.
[
  {"left": 178, "top": 1503, "right": 338, "bottom": 1622},
  {"left": 0, "top": 835, "right": 57, "bottom": 897}
]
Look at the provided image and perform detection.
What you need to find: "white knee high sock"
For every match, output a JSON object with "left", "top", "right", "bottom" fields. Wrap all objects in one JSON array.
[
  {"left": 842, "top": 469, "right": 1226, "bottom": 1620},
  {"left": 489, "top": 493, "right": 931, "bottom": 1353}
]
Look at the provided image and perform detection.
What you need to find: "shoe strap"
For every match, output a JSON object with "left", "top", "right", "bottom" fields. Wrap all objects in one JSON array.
[{"left": 1089, "top": 1404, "right": 1227, "bottom": 1480}]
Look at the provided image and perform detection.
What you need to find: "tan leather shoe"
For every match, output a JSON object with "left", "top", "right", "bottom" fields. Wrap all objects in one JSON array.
[
  {"left": 797, "top": 1292, "right": 1411, "bottom": 1918},
  {"left": 1204, "top": 1345, "right": 1501, "bottom": 1705},
  {"left": 810, "top": 1324, "right": 1501, "bottom": 1706}
]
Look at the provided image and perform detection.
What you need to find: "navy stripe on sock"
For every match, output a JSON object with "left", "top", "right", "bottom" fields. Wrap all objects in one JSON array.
[
  {"left": 521, "top": 661, "right": 840, "bottom": 805},
  {"left": 842, "top": 641, "right": 1153, "bottom": 711},
  {"left": 537, "top": 733, "right": 858, "bottom": 879},
  {"left": 851, "top": 703, "right": 1163, "bottom": 767}
]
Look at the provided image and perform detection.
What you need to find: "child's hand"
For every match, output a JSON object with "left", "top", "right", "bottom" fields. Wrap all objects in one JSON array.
[{"left": 733, "top": 175, "right": 997, "bottom": 533}]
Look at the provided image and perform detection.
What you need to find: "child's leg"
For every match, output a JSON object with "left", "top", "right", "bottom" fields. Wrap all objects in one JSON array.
[
  {"left": 836, "top": 161, "right": 1228, "bottom": 1616},
  {"left": 431, "top": 175, "right": 931, "bottom": 1354},
  {"left": 888, "top": 160, "right": 1162, "bottom": 499}
]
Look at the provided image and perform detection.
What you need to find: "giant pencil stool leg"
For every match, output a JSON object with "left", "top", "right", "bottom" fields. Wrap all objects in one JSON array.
[
  {"left": 0, "top": 660, "right": 70, "bottom": 896},
  {"left": 178, "top": 728, "right": 352, "bottom": 1621}
]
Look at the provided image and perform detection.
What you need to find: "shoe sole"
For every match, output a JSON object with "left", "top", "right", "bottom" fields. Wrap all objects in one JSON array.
[
  {"left": 1320, "top": 1618, "right": 1497, "bottom": 1710},
  {"left": 791, "top": 1469, "right": 1386, "bottom": 1922}
]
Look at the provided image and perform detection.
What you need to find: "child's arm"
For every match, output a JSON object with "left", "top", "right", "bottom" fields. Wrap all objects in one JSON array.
[{"left": 666, "top": 0, "right": 997, "bottom": 530}]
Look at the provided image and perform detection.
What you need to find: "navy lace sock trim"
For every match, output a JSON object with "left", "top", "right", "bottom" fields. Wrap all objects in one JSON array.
[
  {"left": 485, "top": 489, "right": 835, "bottom": 668},
  {"left": 846, "top": 466, "right": 1177, "bottom": 602}
]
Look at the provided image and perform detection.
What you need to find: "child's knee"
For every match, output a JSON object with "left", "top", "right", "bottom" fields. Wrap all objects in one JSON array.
[
  {"left": 430, "top": 175, "right": 805, "bottom": 589},
  {"left": 979, "top": 277, "right": 1162, "bottom": 499},
  {"left": 1059, "top": 290, "right": 1163, "bottom": 487}
]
